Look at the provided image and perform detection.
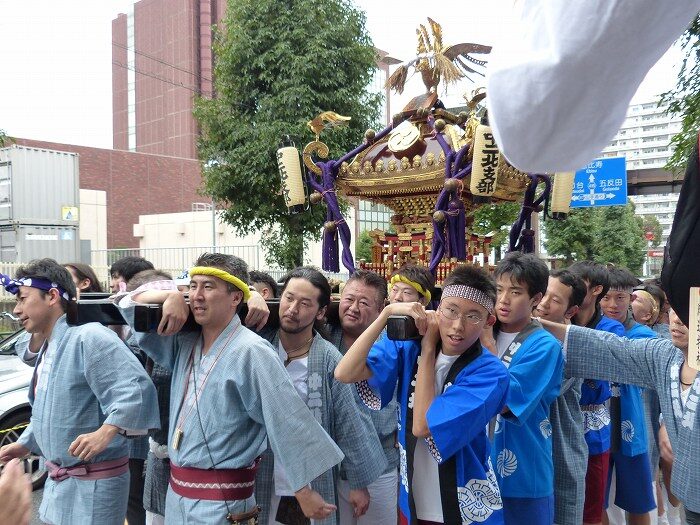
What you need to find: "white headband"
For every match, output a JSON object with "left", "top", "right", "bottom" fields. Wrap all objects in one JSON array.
[
  {"left": 610, "top": 286, "right": 634, "bottom": 294},
  {"left": 441, "top": 285, "right": 495, "bottom": 314}
]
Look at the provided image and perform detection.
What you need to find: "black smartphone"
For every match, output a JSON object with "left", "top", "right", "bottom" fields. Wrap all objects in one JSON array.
[{"left": 386, "top": 315, "right": 421, "bottom": 340}]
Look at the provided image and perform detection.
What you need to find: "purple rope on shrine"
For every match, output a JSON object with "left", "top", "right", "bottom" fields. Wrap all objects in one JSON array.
[
  {"left": 430, "top": 189, "right": 449, "bottom": 271},
  {"left": 447, "top": 198, "right": 467, "bottom": 259},
  {"left": 427, "top": 114, "right": 473, "bottom": 273},
  {"left": 306, "top": 164, "right": 354, "bottom": 273},
  {"left": 307, "top": 120, "right": 404, "bottom": 274},
  {"left": 428, "top": 116, "right": 452, "bottom": 156},
  {"left": 332, "top": 123, "right": 397, "bottom": 168},
  {"left": 453, "top": 140, "right": 470, "bottom": 174},
  {"left": 429, "top": 163, "right": 472, "bottom": 272},
  {"left": 508, "top": 174, "right": 552, "bottom": 253}
]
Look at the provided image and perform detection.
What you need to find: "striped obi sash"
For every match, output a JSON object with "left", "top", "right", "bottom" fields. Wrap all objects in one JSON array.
[{"left": 169, "top": 458, "right": 261, "bottom": 501}]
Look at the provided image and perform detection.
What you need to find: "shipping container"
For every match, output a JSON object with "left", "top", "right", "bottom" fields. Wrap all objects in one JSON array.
[
  {"left": 0, "top": 145, "right": 80, "bottom": 224},
  {"left": 0, "top": 223, "right": 79, "bottom": 263}
]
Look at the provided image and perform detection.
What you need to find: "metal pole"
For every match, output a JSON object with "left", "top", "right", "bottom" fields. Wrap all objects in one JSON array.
[{"left": 211, "top": 200, "right": 216, "bottom": 250}]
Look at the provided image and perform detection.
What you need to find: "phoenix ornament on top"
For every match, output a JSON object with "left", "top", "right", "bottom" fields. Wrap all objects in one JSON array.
[{"left": 386, "top": 18, "right": 491, "bottom": 94}]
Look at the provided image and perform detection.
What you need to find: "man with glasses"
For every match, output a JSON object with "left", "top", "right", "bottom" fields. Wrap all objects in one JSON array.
[
  {"left": 335, "top": 265, "right": 509, "bottom": 525},
  {"left": 480, "top": 252, "right": 564, "bottom": 525}
]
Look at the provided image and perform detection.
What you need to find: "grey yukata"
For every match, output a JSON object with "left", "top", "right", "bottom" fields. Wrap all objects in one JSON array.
[
  {"left": 16, "top": 316, "right": 160, "bottom": 525},
  {"left": 550, "top": 377, "right": 587, "bottom": 525},
  {"left": 565, "top": 325, "right": 700, "bottom": 515},
  {"left": 255, "top": 331, "right": 388, "bottom": 525},
  {"left": 328, "top": 324, "right": 399, "bottom": 474},
  {"left": 120, "top": 302, "right": 344, "bottom": 525},
  {"left": 143, "top": 359, "right": 172, "bottom": 516},
  {"left": 645, "top": 324, "right": 670, "bottom": 475}
]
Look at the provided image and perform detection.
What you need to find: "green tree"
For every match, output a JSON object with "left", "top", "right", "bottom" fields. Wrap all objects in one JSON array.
[
  {"left": 594, "top": 202, "right": 646, "bottom": 273},
  {"left": 640, "top": 215, "right": 663, "bottom": 248},
  {"left": 195, "top": 0, "right": 381, "bottom": 269},
  {"left": 472, "top": 201, "right": 520, "bottom": 261},
  {"left": 543, "top": 201, "right": 646, "bottom": 273},
  {"left": 661, "top": 15, "right": 700, "bottom": 173},
  {"left": 355, "top": 229, "right": 373, "bottom": 262},
  {"left": 543, "top": 207, "right": 597, "bottom": 264},
  {"left": 0, "top": 129, "right": 9, "bottom": 148},
  {"left": 544, "top": 202, "right": 647, "bottom": 273}
]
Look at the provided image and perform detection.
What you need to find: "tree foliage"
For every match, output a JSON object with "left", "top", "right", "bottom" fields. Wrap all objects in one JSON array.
[
  {"left": 0, "top": 129, "right": 9, "bottom": 148},
  {"left": 640, "top": 215, "right": 663, "bottom": 248},
  {"left": 543, "top": 208, "right": 597, "bottom": 265},
  {"left": 195, "top": 0, "right": 381, "bottom": 269},
  {"left": 471, "top": 201, "right": 521, "bottom": 261},
  {"left": 355, "top": 229, "right": 373, "bottom": 262},
  {"left": 595, "top": 203, "right": 646, "bottom": 273},
  {"left": 661, "top": 15, "right": 700, "bottom": 173},
  {"left": 543, "top": 201, "right": 646, "bottom": 273}
]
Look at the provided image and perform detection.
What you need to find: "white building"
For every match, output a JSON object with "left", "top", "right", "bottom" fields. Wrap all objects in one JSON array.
[
  {"left": 117, "top": 206, "right": 357, "bottom": 280},
  {"left": 628, "top": 193, "right": 678, "bottom": 246},
  {"left": 600, "top": 99, "right": 682, "bottom": 247},
  {"left": 601, "top": 100, "right": 682, "bottom": 169}
]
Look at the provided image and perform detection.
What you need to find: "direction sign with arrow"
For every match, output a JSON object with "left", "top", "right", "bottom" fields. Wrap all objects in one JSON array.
[{"left": 570, "top": 157, "right": 627, "bottom": 208}]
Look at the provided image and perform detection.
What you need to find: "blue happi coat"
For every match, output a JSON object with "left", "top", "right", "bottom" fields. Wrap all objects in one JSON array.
[
  {"left": 580, "top": 312, "right": 625, "bottom": 454},
  {"left": 491, "top": 323, "right": 563, "bottom": 499},
  {"left": 614, "top": 317, "right": 655, "bottom": 456},
  {"left": 17, "top": 316, "right": 160, "bottom": 525},
  {"left": 358, "top": 333, "right": 509, "bottom": 525}
]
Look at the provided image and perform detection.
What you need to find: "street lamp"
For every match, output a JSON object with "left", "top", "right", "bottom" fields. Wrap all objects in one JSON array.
[{"left": 645, "top": 230, "right": 655, "bottom": 276}]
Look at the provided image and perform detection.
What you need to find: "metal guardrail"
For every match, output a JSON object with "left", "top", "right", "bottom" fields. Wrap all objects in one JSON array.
[
  {"left": 89, "top": 247, "right": 350, "bottom": 284},
  {"left": 90, "top": 245, "right": 265, "bottom": 283}
]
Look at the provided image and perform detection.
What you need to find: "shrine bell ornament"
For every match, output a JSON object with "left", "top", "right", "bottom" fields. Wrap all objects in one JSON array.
[
  {"left": 469, "top": 124, "right": 500, "bottom": 203},
  {"left": 276, "top": 135, "right": 306, "bottom": 214},
  {"left": 550, "top": 171, "right": 575, "bottom": 219}
]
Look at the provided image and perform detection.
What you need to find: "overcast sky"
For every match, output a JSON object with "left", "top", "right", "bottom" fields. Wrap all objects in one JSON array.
[{"left": 0, "top": 0, "right": 683, "bottom": 149}]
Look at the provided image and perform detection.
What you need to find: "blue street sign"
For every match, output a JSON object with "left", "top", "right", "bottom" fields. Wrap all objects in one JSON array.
[{"left": 570, "top": 157, "right": 627, "bottom": 208}]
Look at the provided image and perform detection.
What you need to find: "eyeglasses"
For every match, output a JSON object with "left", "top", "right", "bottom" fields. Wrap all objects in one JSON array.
[{"left": 438, "top": 305, "right": 484, "bottom": 325}]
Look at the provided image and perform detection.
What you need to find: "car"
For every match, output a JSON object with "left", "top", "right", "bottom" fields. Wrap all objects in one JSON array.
[{"left": 0, "top": 326, "right": 47, "bottom": 490}]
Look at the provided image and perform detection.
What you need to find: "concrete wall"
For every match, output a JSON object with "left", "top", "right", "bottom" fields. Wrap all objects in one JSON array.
[
  {"left": 13, "top": 138, "right": 205, "bottom": 249},
  {"left": 134, "top": 207, "right": 357, "bottom": 272},
  {"left": 79, "top": 189, "right": 107, "bottom": 255}
]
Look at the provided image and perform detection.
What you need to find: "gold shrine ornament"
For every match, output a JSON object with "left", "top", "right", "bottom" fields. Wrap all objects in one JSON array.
[
  {"left": 469, "top": 124, "right": 499, "bottom": 199},
  {"left": 388, "top": 121, "right": 422, "bottom": 153}
]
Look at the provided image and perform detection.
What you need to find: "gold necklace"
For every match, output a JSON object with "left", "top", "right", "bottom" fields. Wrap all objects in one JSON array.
[{"left": 283, "top": 335, "right": 314, "bottom": 366}]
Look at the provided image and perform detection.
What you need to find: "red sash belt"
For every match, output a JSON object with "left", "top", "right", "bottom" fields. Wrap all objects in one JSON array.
[
  {"left": 169, "top": 458, "right": 260, "bottom": 501},
  {"left": 45, "top": 456, "right": 129, "bottom": 482}
]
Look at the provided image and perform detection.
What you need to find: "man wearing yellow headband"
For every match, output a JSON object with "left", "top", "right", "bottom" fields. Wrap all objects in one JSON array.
[
  {"left": 118, "top": 253, "right": 344, "bottom": 524},
  {"left": 388, "top": 265, "right": 434, "bottom": 306}
]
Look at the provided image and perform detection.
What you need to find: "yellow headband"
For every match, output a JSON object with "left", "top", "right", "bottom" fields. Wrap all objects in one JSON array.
[
  {"left": 390, "top": 274, "right": 432, "bottom": 302},
  {"left": 189, "top": 266, "right": 251, "bottom": 302}
]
